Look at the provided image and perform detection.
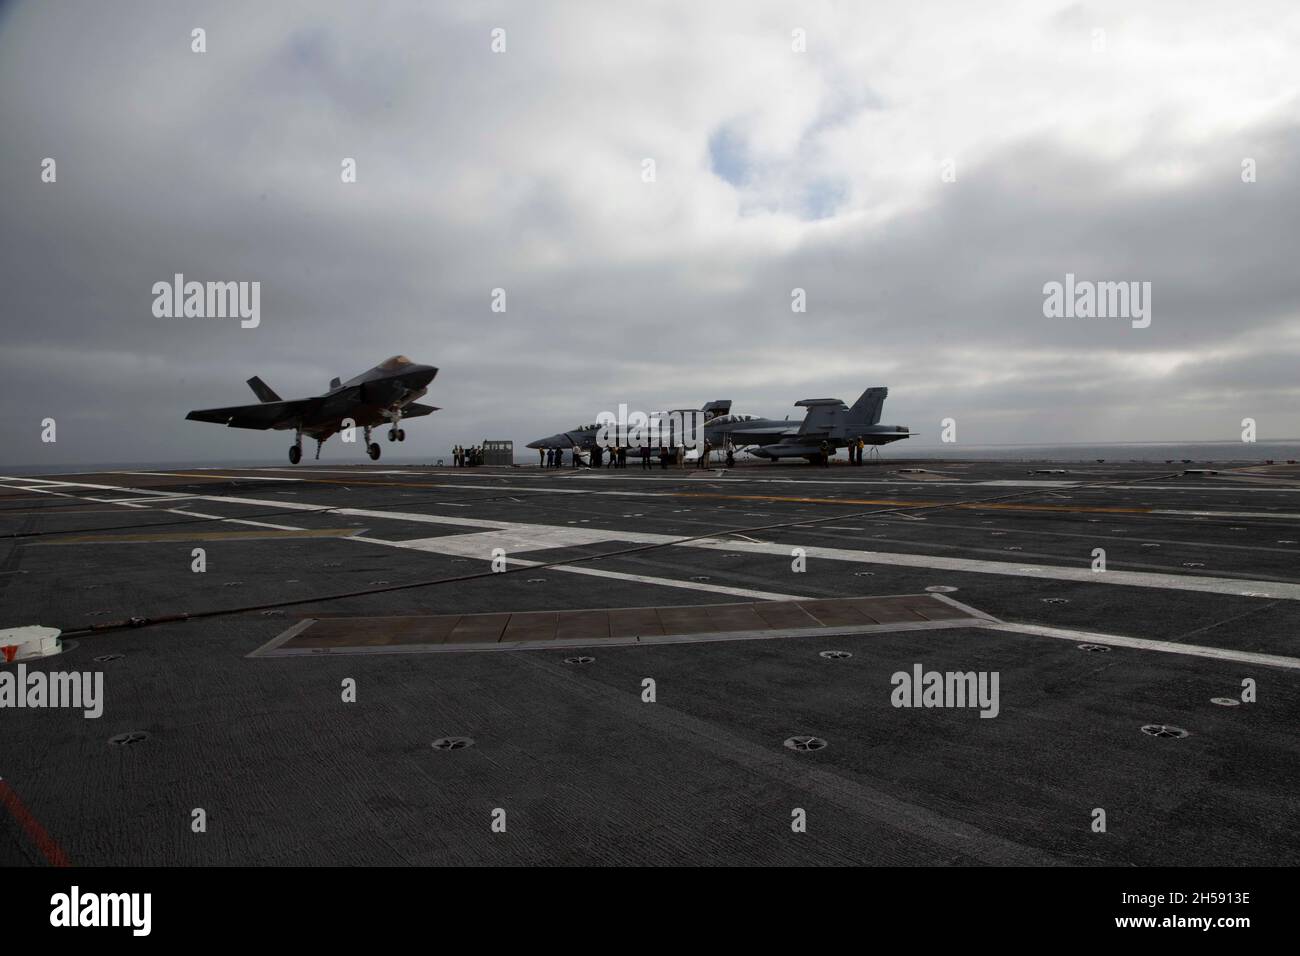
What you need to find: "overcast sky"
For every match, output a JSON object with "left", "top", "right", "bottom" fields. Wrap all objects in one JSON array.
[{"left": 2, "top": 0, "right": 1298, "bottom": 467}]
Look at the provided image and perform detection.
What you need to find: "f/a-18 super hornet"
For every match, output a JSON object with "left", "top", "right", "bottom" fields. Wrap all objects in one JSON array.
[
  {"left": 186, "top": 355, "right": 438, "bottom": 463},
  {"left": 527, "top": 400, "right": 732, "bottom": 453},
  {"left": 706, "top": 387, "right": 910, "bottom": 463}
]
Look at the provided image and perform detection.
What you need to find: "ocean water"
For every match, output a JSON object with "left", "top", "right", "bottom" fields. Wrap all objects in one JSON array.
[{"left": 883, "top": 441, "right": 1300, "bottom": 464}]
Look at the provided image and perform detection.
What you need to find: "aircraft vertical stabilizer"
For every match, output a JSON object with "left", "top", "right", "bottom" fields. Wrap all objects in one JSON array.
[
  {"left": 246, "top": 376, "right": 282, "bottom": 403},
  {"left": 848, "top": 387, "right": 888, "bottom": 424}
]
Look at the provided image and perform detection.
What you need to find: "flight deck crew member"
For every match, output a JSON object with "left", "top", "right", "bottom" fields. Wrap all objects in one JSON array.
[
  {"left": 539, "top": 448, "right": 545, "bottom": 467},
  {"left": 593, "top": 446, "right": 603, "bottom": 468},
  {"left": 820, "top": 440, "right": 831, "bottom": 466},
  {"left": 618, "top": 446, "right": 627, "bottom": 469},
  {"left": 641, "top": 445, "right": 651, "bottom": 469}
]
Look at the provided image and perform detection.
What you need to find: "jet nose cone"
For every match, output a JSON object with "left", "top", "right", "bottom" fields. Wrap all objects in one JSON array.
[
  {"left": 527, "top": 434, "right": 561, "bottom": 449},
  {"left": 407, "top": 364, "right": 437, "bottom": 388}
]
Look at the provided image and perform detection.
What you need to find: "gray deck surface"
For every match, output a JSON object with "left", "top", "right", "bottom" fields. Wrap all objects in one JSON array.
[{"left": 2, "top": 458, "right": 1298, "bottom": 865}]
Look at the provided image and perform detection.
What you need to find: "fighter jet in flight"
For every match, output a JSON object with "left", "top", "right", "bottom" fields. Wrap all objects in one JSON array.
[
  {"left": 527, "top": 400, "right": 732, "bottom": 453},
  {"left": 186, "top": 355, "right": 438, "bottom": 463},
  {"left": 706, "top": 387, "right": 910, "bottom": 464}
]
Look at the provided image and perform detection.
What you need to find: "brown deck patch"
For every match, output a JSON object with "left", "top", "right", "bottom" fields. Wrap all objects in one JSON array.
[{"left": 251, "top": 593, "right": 993, "bottom": 657}]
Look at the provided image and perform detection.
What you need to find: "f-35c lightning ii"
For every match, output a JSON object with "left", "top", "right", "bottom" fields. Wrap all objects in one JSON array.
[{"left": 186, "top": 355, "right": 438, "bottom": 463}]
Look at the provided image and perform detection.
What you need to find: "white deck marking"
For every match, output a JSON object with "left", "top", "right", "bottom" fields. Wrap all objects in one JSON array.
[
  {"left": 1154, "top": 509, "right": 1300, "bottom": 520},
  {"left": 379, "top": 526, "right": 631, "bottom": 558},
  {"left": 89, "top": 468, "right": 1300, "bottom": 494},
  {"left": 349, "top": 535, "right": 803, "bottom": 601},
  {"left": 167, "top": 509, "right": 306, "bottom": 532},
  {"left": 978, "top": 621, "right": 1300, "bottom": 671},
  {"left": 10, "top": 476, "right": 1300, "bottom": 602},
  {"left": 683, "top": 538, "right": 1300, "bottom": 600},
  {"left": 12, "top": 475, "right": 1300, "bottom": 663},
  {"left": 976, "top": 480, "right": 1081, "bottom": 487},
  {"left": 2, "top": 475, "right": 800, "bottom": 601}
]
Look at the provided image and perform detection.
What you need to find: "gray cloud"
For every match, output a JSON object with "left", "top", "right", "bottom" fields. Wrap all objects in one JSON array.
[{"left": 1, "top": 0, "right": 1298, "bottom": 468}]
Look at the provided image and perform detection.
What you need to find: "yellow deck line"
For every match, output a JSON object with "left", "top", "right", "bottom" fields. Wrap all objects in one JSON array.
[
  {"left": 45, "top": 471, "right": 1154, "bottom": 516},
  {"left": 671, "top": 492, "right": 1153, "bottom": 515},
  {"left": 30, "top": 528, "right": 360, "bottom": 545}
]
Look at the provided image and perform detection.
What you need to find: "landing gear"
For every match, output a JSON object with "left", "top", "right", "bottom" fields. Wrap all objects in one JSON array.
[
  {"left": 368, "top": 443, "right": 382, "bottom": 460},
  {"left": 289, "top": 444, "right": 302, "bottom": 464},
  {"left": 384, "top": 406, "right": 407, "bottom": 442}
]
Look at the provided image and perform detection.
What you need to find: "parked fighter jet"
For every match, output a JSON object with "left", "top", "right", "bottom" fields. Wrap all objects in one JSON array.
[
  {"left": 706, "top": 387, "right": 909, "bottom": 464},
  {"left": 527, "top": 401, "right": 732, "bottom": 452},
  {"left": 186, "top": 355, "right": 438, "bottom": 463}
]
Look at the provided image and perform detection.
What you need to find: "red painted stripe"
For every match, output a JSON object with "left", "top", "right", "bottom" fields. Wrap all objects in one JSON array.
[{"left": 0, "top": 779, "right": 71, "bottom": 866}]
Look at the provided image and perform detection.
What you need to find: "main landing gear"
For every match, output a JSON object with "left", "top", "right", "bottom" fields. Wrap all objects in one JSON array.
[
  {"left": 364, "top": 425, "right": 381, "bottom": 461},
  {"left": 289, "top": 430, "right": 303, "bottom": 464}
]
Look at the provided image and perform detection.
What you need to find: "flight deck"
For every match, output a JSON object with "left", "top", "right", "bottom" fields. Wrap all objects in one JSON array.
[{"left": 2, "top": 458, "right": 1298, "bottom": 866}]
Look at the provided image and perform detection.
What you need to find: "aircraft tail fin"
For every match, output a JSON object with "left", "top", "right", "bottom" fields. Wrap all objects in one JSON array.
[
  {"left": 848, "top": 387, "right": 888, "bottom": 425},
  {"left": 246, "top": 376, "right": 282, "bottom": 404}
]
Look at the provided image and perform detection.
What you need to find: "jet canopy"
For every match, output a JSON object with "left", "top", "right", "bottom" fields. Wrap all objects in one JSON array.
[{"left": 378, "top": 355, "right": 414, "bottom": 370}]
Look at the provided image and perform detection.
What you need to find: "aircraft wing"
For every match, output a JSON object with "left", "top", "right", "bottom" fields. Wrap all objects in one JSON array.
[
  {"left": 186, "top": 399, "right": 314, "bottom": 430},
  {"left": 727, "top": 425, "right": 795, "bottom": 440}
]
